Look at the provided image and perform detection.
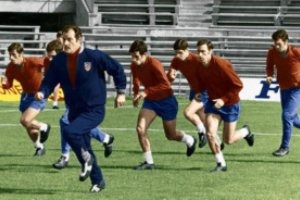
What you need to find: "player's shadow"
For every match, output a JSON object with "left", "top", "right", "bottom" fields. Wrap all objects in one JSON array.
[
  {"left": 0, "top": 163, "right": 60, "bottom": 173},
  {"left": 227, "top": 158, "right": 300, "bottom": 164},
  {"left": 0, "top": 153, "right": 28, "bottom": 157},
  {"left": 0, "top": 187, "right": 57, "bottom": 195}
]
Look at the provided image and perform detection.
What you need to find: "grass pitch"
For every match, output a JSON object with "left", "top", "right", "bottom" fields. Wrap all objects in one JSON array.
[{"left": 1, "top": 98, "right": 300, "bottom": 200}]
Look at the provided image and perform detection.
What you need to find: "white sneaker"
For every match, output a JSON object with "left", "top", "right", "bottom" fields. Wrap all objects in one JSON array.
[
  {"left": 79, "top": 152, "right": 94, "bottom": 182},
  {"left": 90, "top": 183, "right": 105, "bottom": 193}
]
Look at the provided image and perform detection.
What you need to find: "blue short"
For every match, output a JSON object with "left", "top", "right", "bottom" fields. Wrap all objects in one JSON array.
[
  {"left": 205, "top": 100, "right": 240, "bottom": 122},
  {"left": 19, "top": 92, "right": 47, "bottom": 113},
  {"left": 142, "top": 95, "right": 178, "bottom": 121},
  {"left": 189, "top": 90, "right": 209, "bottom": 104}
]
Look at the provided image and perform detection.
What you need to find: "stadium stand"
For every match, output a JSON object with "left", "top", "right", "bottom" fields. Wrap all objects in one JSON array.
[
  {"left": 177, "top": 0, "right": 213, "bottom": 27},
  {"left": 1, "top": 0, "right": 300, "bottom": 96},
  {"left": 279, "top": 0, "right": 300, "bottom": 26},
  {"left": 94, "top": 0, "right": 178, "bottom": 25},
  {"left": 212, "top": 0, "right": 282, "bottom": 26}
]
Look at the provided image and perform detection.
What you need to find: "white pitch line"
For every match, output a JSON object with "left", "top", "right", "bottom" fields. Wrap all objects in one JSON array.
[
  {"left": 0, "top": 103, "right": 188, "bottom": 113},
  {"left": 0, "top": 122, "right": 295, "bottom": 136}
]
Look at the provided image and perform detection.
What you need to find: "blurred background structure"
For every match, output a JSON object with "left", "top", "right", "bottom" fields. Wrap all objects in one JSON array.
[{"left": 0, "top": 0, "right": 300, "bottom": 96}]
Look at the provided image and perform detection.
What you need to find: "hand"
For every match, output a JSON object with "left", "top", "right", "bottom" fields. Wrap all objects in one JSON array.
[
  {"left": 133, "top": 92, "right": 146, "bottom": 107},
  {"left": 35, "top": 92, "right": 44, "bottom": 101},
  {"left": 212, "top": 98, "right": 224, "bottom": 109},
  {"left": 1, "top": 75, "right": 7, "bottom": 85},
  {"left": 114, "top": 94, "right": 126, "bottom": 108},
  {"left": 266, "top": 76, "right": 273, "bottom": 84},
  {"left": 167, "top": 68, "right": 177, "bottom": 81}
]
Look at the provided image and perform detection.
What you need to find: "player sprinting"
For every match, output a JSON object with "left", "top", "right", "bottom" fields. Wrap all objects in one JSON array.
[
  {"left": 167, "top": 39, "right": 224, "bottom": 150},
  {"left": 195, "top": 39, "right": 254, "bottom": 172},
  {"left": 35, "top": 25, "right": 126, "bottom": 192},
  {"left": 44, "top": 39, "right": 115, "bottom": 169},
  {"left": 266, "top": 29, "right": 300, "bottom": 157},
  {"left": 129, "top": 40, "right": 197, "bottom": 170},
  {"left": 1, "top": 43, "right": 51, "bottom": 156}
]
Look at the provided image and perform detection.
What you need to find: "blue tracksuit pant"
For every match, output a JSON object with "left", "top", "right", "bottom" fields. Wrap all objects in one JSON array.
[
  {"left": 280, "top": 87, "right": 300, "bottom": 149},
  {"left": 62, "top": 106, "right": 105, "bottom": 185},
  {"left": 60, "top": 109, "right": 106, "bottom": 155}
]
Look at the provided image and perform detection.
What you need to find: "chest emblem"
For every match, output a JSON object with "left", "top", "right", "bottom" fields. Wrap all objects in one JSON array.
[{"left": 84, "top": 62, "right": 92, "bottom": 72}]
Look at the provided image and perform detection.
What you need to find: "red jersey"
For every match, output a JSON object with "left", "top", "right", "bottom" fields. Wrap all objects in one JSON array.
[
  {"left": 3, "top": 57, "right": 45, "bottom": 93},
  {"left": 130, "top": 56, "right": 173, "bottom": 101},
  {"left": 170, "top": 53, "right": 201, "bottom": 91},
  {"left": 266, "top": 45, "right": 300, "bottom": 90},
  {"left": 197, "top": 55, "right": 243, "bottom": 106}
]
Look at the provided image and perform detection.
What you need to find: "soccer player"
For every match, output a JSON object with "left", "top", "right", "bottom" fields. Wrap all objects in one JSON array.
[
  {"left": 266, "top": 29, "right": 300, "bottom": 157},
  {"left": 195, "top": 39, "right": 254, "bottom": 172},
  {"left": 129, "top": 40, "right": 197, "bottom": 170},
  {"left": 35, "top": 25, "right": 126, "bottom": 192},
  {"left": 167, "top": 39, "right": 223, "bottom": 149},
  {"left": 44, "top": 39, "right": 115, "bottom": 169},
  {"left": 1, "top": 42, "right": 51, "bottom": 156}
]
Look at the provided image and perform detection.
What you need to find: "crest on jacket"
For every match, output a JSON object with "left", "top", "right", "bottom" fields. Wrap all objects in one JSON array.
[{"left": 84, "top": 62, "right": 92, "bottom": 71}]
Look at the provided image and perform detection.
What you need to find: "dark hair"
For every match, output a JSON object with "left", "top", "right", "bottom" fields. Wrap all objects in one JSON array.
[
  {"left": 196, "top": 39, "right": 214, "bottom": 50},
  {"left": 56, "top": 30, "right": 63, "bottom": 39},
  {"left": 129, "top": 40, "right": 148, "bottom": 54},
  {"left": 62, "top": 25, "right": 82, "bottom": 40},
  {"left": 272, "top": 29, "right": 289, "bottom": 41},
  {"left": 8, "top": 43, "right": 23, "bottom": 54},
  {"left": 173, "top": 39, "right": 188, "bottom": 50},
  {"left": 46, "top": 39, "right": 63, "bottom": 54}
]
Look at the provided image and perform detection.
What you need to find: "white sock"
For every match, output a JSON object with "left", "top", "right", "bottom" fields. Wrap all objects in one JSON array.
[
  {"left": 34, "top": 133, "right": 43, "bottom": 149},
  {"left": 143, "top": 151, "right": 154, "bottom": 164},
  {"left": 239, "top": 127, "right": 249, "bottom": 138},
  {"left": 39, "top": 123, "right": 48, "bottom": 132},
  {"left": 181, "top": 133, "right": 194, "bottom": 147},
  {"left": 103, "top": 133, "right": 110, "bottom": 144},
  {"left": 215, "top": 152, "right": 226, "bottom": 166},
  {"left": 62, "top": 153, "right": 70, "bottom": 161},
  {"left": 196, "top": 123, "right": 206, "bottom": 134},
  {"left": 35, "top": 141, "right": 44, "bottom": 149},
  {"left": 53, "top": 101, "right": 58, "bottom": 106}
]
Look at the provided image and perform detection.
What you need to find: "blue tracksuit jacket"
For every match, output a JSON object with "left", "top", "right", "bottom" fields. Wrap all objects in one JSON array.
[{"left": 39, "top": 47, "right": 127, "bottom": 120}]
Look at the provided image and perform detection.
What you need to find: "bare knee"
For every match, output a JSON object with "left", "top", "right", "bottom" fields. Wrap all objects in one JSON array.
[
  {"left": 20, "top": 116, "right": 30, "bottom": 127},
  {"left": 183, "top": 109, "right": 192, "bottom": 121},
  {"left": 136, "top": 125, "right": 146, "bottom": 136}
]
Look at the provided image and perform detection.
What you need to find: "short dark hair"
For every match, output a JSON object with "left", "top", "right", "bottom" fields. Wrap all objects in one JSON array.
[
  {"left": 8, "top": 43, "right": 23, "bottom": 54},
  {"left": 46, "top": 39, "right": 63, "bottom": 54},
  {"left": 196, "top": 39, "right": 214, "bottom": 50},
  {"left": 173, "top": 39, "right": 188, "bottom": 51},
  {"left": 129, "top": 40, "right": 148, "bottom": 54},
  {"left": 56, "top": 30, "right": 63, "bottom": 39},
  {"left": 272, "top": 29, "right": 289, "bottom": 41},
  {"left": 62, "top": 25, "right": 82, "bottom": 40}
]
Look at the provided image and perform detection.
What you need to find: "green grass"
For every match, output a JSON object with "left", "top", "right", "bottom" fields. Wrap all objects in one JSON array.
[{"left": 1, "top": 98, "right": 300, "bottom": 200}]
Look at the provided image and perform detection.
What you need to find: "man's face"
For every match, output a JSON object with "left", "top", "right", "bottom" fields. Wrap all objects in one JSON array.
[
  {"left": 9, "top": 50, "right": 23, "bottom": 65},
  {"left": 62, "top": 29, "right": 81, "bottom": 54},
  {"left": 47, "top": 50, "right": 57, "bottom": 61},
  {"left": 174, "top": 49, "right": 189, "bottom": 61},
  {"left": 197, "top": 44, "right": 212, "bottom": 66},
  {"left": 273, "top": 38, "right": 288, "bottom": 54},
  {"left": 131, "top": 51, "right": 144, "bottom": 66}
]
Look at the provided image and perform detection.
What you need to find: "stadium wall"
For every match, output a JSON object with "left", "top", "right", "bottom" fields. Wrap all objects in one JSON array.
[{"left": 0, "top": 78, "right": 280, "bottom": 102}]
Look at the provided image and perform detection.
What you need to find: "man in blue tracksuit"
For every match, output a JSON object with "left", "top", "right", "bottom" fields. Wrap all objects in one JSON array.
[{"left": 35, "top": 25, "right": 126, "bottom": 193}]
